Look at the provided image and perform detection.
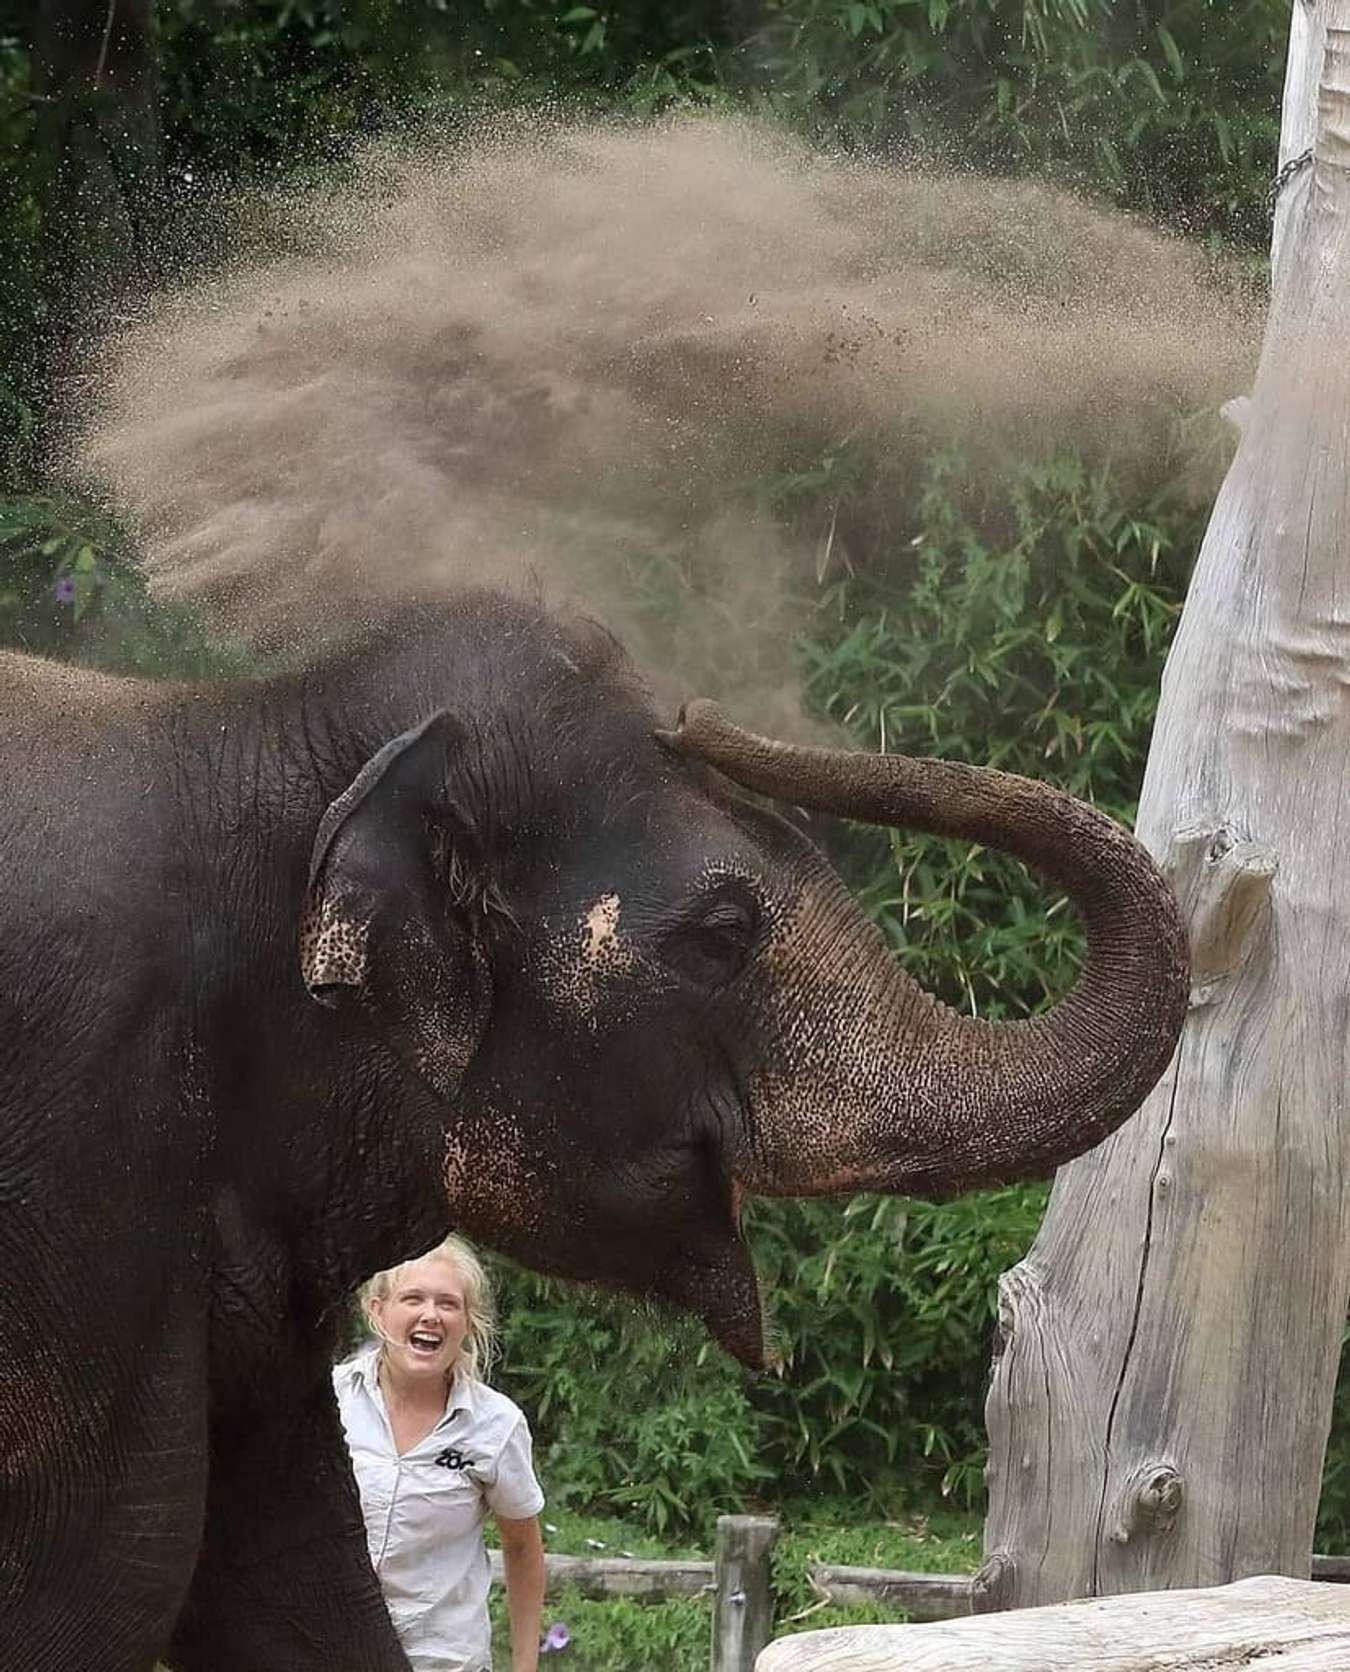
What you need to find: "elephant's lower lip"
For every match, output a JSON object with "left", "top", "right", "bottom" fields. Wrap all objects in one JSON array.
[
  {"left": 651, "top": 1228, "right": 767, "bottom": 1370},
  {"left": 705, "top": 1305, "right": 769, "bottom": 1371}
]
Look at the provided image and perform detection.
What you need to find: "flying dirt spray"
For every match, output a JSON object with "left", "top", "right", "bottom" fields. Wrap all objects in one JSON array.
[{"left": 74, "top": 115, "right": 1261, "bottom": 733}]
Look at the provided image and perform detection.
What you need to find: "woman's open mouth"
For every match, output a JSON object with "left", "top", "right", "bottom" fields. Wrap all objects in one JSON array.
[{"left": 407, "top": 1331, "right": 443, "bottom": 1357}]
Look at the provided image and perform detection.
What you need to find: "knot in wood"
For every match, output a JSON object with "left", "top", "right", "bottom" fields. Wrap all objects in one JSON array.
[
  {"left": 1130, "top": 1463, "right": 1184, "bottom": 1537},
  {"left": 971, "top": 1551, "right": 1015, "bottom": 1614},
  {"left": 1163, "top": 824, "right": 1276, "bottom": 1007},
  {"left": 991, "top": 1277, "right": 1017, "bottom": 1364}
]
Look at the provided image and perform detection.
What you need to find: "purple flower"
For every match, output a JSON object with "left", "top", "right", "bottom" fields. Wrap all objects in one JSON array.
[
  {"left": 53, "top": 575, "right": 76, "bottom": 605},
  {"left": 540, "top": 1622, "right": 571, "bottom": 1654}
]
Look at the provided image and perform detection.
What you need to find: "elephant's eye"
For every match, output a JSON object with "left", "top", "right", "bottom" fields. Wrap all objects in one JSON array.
[{"left": 661, "top": 891, "right": 760, "bottom": 987}]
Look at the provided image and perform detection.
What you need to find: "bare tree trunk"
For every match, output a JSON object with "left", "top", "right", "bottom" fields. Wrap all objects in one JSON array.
[{"left": 981, "top": 0, "right": 1350, "bottom": 1608}]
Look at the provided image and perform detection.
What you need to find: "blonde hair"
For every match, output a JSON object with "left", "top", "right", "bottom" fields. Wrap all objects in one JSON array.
[{"left": 362, "top": 1234, "right": 499, "bottom": 1383}]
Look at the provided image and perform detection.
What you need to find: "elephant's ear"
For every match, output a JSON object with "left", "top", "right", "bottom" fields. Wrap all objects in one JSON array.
[{"left": 299, "top": 711, "right": 491, "bottom": 1102}]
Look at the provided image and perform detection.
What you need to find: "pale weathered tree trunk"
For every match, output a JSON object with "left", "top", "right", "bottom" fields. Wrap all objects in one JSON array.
[{"left": 981, "top": 0, "right": 1350, "bottom": 1608}]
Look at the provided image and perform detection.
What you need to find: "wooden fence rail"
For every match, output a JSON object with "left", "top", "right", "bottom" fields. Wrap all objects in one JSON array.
[
  {"left": 807, "top": 1564, "right": 972, "bottom": 1621},
  {"left": 804, "top": 1555, "right": 1350, "bottom": 1618},
  {"left": 488, "top": 1549, "right": 715, "bottom": 1601}
]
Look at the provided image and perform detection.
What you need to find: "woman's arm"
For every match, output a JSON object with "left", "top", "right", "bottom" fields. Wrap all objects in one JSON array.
[{"left": 497, "top": 1513, "right": 546, "bottom": 1672}]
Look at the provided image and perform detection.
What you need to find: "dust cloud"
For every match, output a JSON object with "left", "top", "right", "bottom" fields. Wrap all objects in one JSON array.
[{"left": 74, "top": 115, "right": 1262, "bottom": 732}]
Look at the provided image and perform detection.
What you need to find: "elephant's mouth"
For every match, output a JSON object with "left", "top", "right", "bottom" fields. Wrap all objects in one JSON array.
[{"left": 651, "top": 1219, "right": 768, "bottom": 1371}]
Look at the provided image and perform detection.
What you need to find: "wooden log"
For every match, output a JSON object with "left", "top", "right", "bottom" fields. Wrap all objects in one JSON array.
[
  {"left": 712, "top": 1515, "right": 780, "bottom": 1672},
  {"left": 756, "top": 1574, "right": 1350, "bottom": 1670},
  {"left": 806, "top": 1565, "right": 971, "bottom": 1621},
  {"left": 488, "top": 1550, "right": 714, "bottom": 1601}
]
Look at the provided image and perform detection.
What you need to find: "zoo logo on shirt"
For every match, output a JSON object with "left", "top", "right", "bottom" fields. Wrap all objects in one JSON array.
[{"left": 434, "top": 1447, "right": 471, "bottom": 1471}]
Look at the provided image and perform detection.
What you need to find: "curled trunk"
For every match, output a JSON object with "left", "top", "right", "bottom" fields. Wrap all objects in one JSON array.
[{"left": 670, "top": 701, "right": 1189, "bottom": 1198}]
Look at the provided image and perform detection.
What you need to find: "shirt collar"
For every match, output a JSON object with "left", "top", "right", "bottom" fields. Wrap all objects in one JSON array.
[{"left": 349, "top": 1341, "right": 479, "bottom": 1418}]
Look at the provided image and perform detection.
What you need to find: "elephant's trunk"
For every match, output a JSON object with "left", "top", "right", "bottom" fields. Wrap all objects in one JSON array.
[{"left": 669, "top": 701, "right": 1189, "bottom": 1198}]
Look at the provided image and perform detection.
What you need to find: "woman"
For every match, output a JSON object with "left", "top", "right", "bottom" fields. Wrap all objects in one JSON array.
[{"left": 334, "top": 1236, "right": 546, "bottom": 1672}]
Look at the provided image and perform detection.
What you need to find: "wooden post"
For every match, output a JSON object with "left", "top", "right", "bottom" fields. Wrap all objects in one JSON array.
[
  {"left": 982, "top": 0, "right": 1350, "bottom": 1606},
  {"left": 712, "top": 1514, "right": 780, "bottom": 1672}
]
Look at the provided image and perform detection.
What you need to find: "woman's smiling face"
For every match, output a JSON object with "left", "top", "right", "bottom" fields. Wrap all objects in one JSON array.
[{"left": 371, "top": 1254, "right": 470, "bottom": 1385}]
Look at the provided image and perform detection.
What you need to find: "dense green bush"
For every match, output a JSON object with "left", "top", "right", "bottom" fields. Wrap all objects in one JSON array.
[
  {"left": 148, "top": 0, "right": 1291, "bottom": 250},
  {"left": 489, "top": 1281, "right": 770, "bottom": 1535},
  {"left": 734, "top": 0, "right": 1288, "bottom": 244},
  {"left": 513, "top": 1587, "right": 711, "bottom": 1671},
  {"left": 0, "top": 19, "right": 43, "bottom": 480},
  {"left": 155, "top": 0, "right": 725, "bottom": 181},
  {"left": 0, "top": 491, "right": 252, "bottom": 675},
  {"left": 805, "top": 447, "right": 1199, "bottom": 1014},
  {"left": 745, "top": 1187, "right": 1050, "bottom": 1511}
]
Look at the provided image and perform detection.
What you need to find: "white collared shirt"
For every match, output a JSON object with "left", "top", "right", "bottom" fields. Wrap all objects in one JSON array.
[{"left": 334, "top": 1345, "right": 545, "bottom": 1672}]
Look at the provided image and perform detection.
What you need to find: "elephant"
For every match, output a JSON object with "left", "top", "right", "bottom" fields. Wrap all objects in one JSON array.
[{"left": 0, "top": 589, "right": 1188, "bottom": 1671}]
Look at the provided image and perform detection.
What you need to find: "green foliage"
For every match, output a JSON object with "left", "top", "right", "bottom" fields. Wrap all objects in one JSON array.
[
  {"left": 482, "top": 1503, "right": 983, "bottom": 1668},
  {"left": 503, "top": 1587, "right": 709, "bottom": 1671},
  {"left": 501, "top": 1505, "right": 705, "bottom": 1561},
  {"left": 0, "top": 490, "right": 253, "bottom": 676},
  {"left": 776, "top": 1598, "right": 914, "bottom": 1637},
  {"left": 155, "top": 0, "right": 725, "bottom": 182},
  {"left": 773, "top": 1504, "right": 984, "bottom": 1592},
  {"left": 733, "top": 0, "right": 1288, "bottom": 243},
  {"left": 803, "top": 448, "right": 1201, "bottom": 1017},
  {"left": 418, "top": 0, "right": 726, "bottom": 103},
  {"left": 0, "top": 24, "right": 42, "bottom": 478},
  {"left": 1318, "top": 1328, "right": 1350, "bottom": 1552},
  {"left": 770, "top": 1504, "right": 984, "bottom": 1640},
  {"left": 486, "top": 1511, "right": 710, "bottom": 1669},
  {"left": 492, "top": 1279, "right": 772, "bottom": 1537},
  {"left": 748, "top": 1187, "right": 1048, "bottom": 1507}
]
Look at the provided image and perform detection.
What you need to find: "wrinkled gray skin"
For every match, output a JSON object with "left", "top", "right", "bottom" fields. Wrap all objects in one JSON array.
[{"left": 0, "top": 593, "right": 1188, "bottom": 1671}]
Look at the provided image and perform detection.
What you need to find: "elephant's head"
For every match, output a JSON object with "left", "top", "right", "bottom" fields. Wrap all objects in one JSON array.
[{"left": 299, "top": 621, "right": 1187, "bottom": 1366}]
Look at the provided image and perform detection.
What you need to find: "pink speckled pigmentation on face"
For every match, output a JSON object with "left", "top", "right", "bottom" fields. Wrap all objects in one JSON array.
[
  {"left": 298, "top": 893, "right": 369, "bottom": 996},
  {"left": 534, "top": 892, "right": 639, "bottom": 1028}
]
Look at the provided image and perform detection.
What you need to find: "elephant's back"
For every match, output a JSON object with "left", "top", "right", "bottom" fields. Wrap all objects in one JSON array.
[
  {"left": 0, "top": 649, "right": 166, "bottom": 748},
  {"left": 0, "top": 652, "right": 171, "bottom": 823},
  {"left": 0, "top": 651, "right": 180, "bottom": 1012}
]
